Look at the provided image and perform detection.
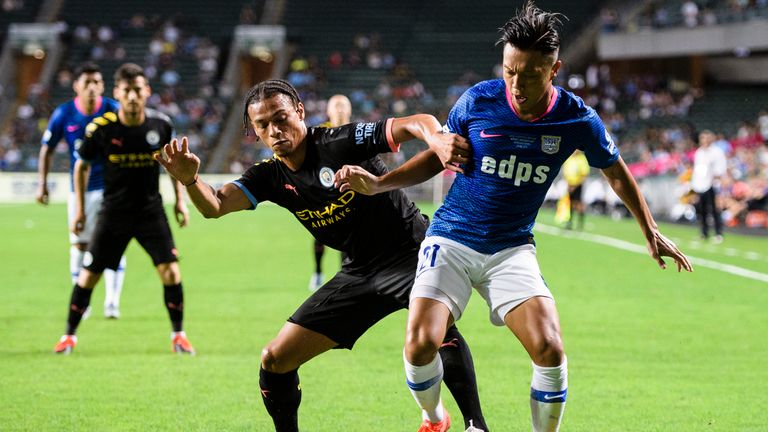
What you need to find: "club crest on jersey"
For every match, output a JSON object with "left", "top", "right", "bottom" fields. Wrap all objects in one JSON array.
[
  {"left": 541, "top": 135, "right": 561, "bottom": 154},
  {"left": 319, "top": 167, "right": 335, "bottom": 188},
  {"left": 146, "top": 130, "right": 161, "bottom": 147}
]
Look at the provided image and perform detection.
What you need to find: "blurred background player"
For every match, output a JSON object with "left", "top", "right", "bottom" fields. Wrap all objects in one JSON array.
[
  {"left": 691, "top": 129, "right": 726, "bottom": 243},
  {"left": 36, "top": 61, "right": 126, "bottom": 319},
  {"left": 53, "top": 63, "right": 194, "bottom": 355},
  {"left": 562, "top": 149, "right": 590, "bottom": 230},
  {"left": 308, "top": 94, "right": 352, "bottom": 291}
]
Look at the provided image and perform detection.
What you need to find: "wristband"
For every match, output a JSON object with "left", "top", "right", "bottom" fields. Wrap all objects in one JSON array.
[{"left": 183, "top": 175, "right": 198, "bottom": 187}]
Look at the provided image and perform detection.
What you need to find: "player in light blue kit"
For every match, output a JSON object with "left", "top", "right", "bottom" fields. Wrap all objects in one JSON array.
[
  {"left": 37, "top": 62, "right": 126, "bottom": 319},
  {"left": 335, "top": 3, "right": 693, "bottom": 431}
]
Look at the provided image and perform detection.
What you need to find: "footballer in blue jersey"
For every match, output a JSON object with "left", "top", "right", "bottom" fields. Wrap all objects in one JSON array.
[
  {"left": 37, "top": 62, "right": 126, "bottom": 320},
  {"left": 335, "top": 3, "right": 692, "bottom": 431}
]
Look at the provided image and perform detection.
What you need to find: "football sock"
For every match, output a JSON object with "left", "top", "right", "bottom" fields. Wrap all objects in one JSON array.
[
  {"left": 103, "top": 255, "right": 126, "bottom": 308},
  {"left": 440, "top": 325, "right": 488, "bottom": 430},
  {"left": 313, "top": 241, "right": 324, "bottom": 274},
  {"left": 404, "top": 351, "right": 445, "bottom": 423},
  {"left": 163, "top": 283, "right": 184, "bottom": 332},
  {"left": 530, "top": 357, "right": 568, "bottom": 432},
  {"left": 66, "top": 283, "right": 93, "bottom": 335},
  {"left": 259, "top": 367, "right": 301, "bottom": 432},
  {"left": 69, "top": 246, "right": 84, "bottom": 284}
]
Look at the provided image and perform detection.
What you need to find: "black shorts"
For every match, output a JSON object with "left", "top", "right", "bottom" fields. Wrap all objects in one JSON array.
[
  {"left": 85, "top": 208, "right": 177, "bottom": 273},
  {"left": 568, "top": 184, "right": 583, "bottom": 202},
  {"left": 289, "top": 249, "right": 417, "bottom": 349}
]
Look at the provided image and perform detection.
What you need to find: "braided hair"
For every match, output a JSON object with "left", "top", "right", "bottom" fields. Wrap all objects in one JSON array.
[{"left": 242, "top": 79, "right": 302, "bottom": 131}]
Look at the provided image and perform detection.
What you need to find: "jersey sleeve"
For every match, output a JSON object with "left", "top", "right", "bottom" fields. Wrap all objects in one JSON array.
[
  {"left": 445, "top": 88, "right": 472, "bottom": 136},
  {"left": 315, "top": 119, "right": 398, "bottom": 164},
  {"left": 579, "top": 109, "right": 620, "bottom": 169},
  {"left": 230, "top": 160, "right": 276, "bottom": 210},
  {"left": 41, "top": 106, "right": 65, "bottom": 147},
  {"left": 77, "top": 121, "right": 104, "bottom": 162}
]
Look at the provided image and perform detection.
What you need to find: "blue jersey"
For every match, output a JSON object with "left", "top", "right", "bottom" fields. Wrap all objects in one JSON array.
[
  {"left": 41, "top": 97, "right": 120, "bottom": 192},
  {"left": 428, "top": 80, "right": 619, "bottom": 254}
]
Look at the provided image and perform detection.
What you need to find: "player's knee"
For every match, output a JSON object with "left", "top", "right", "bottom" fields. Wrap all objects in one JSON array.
[
  {"left": 531, "top": 334, "right": 565, "bottom": 367},
  {"left": 261, "top": 343, "right": 293, "bottom": 374},
  {"left": 157, "top": 262, "right": 181, "bottom": 285},
  {"left": 404, "top": 327, "right": 442, "bottom": 365},
  {"left": 77, "top": 269, "right": 100, "bottom": 288}
]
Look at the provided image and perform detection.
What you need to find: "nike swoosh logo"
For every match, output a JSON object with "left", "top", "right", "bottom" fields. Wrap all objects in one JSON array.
[
  {"left": 544, "top": 393, "right": 566, "bottom": 400},
  {"left": 480, "top": 130, "right": 503, "bottom": 138},
  {"left": 67, "top": 125, "right": 80, "bottom": 132}
]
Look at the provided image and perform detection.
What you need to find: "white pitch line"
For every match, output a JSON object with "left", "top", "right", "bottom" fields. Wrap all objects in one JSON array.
[{"left": 535, "top": 223, "right": 768, "bottom": 283}]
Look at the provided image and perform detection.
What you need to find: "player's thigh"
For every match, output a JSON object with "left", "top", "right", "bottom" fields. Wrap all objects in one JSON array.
[
  {"left": 411, "top": 236, "right": 477, "bottom": 324},
  {"left": 502, "top": 295, "right": 563, "bottom": 365},
  {"left": 84, "top": 216, "right": 132, "bottom": 273},
  {"left": 134, "top": 210, "right": 178, "bottom": 267},
  {"left": 476, "top": 243, "right": 553, "bottom": 326},
  {"left": 67, "top": 190, "right": 103, "bottom": 245},
  {"left": 262, "top": 322, "right": 338, "bottom": 372},
  {"left": 289, "top": 269, "right": 405, "bottom": 350}
]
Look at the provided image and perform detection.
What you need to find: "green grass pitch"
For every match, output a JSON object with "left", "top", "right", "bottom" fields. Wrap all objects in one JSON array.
[{"left": 1, "top": 202, "right": 766, "bottom": 431}]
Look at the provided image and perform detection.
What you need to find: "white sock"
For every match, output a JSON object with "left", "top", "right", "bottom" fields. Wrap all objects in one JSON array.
[
  {"left": 530, "top": 357, "right": 568, "bottom": 432},
  {"left": 404, "top": 351, "right": 445, "bottom": 423},
  {"left": 69, "top": 246, "right": 85, "bottom": 284},
  {"left": 103, "top": 255, "right": 126, "bottom": 307}
]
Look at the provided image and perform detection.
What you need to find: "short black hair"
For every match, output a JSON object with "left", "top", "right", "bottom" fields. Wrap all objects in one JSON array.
[
  {"left": 73, "top": 62, "right": 101, "bottom": 80},
  {"left": 497, "top": 1, "right": 566, "bottom": 55},
  {"left": 113, "top": 63, "right": 146, "bottom": 84},
  {"left": 242, "top": 79, "right": 302, "bottom": 130}
]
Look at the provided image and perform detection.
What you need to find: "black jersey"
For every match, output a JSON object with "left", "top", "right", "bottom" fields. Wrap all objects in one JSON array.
[
  {"left": 234, "top": 119, "right": 428, "bottom": 273},
  {"left": 78, "top": 108, "right": 174, "bottom": 213}
]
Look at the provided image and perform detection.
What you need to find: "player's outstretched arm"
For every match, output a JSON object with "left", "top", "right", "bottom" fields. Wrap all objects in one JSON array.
[
  {"left": 334, "top": 149, "right": 443, "bottom": 195},
  {"left": 391, "top": 114, "right": 471, "bottom": 174},
  {"left": 154, "top": 137, "right": 251, "bottom": 218},
  {"left": 71, "top": 159, "right": 90, "bottom": 234},
  {"left": 602, "top": 157, "right": 693, "bottom": 272}
]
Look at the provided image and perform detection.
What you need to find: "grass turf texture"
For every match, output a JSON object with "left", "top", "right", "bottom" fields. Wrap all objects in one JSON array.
[{"left": 1, "top": 203, "right": 766, "bottom": 431}]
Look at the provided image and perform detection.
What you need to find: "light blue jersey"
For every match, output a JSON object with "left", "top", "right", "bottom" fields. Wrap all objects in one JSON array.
[
  {"left": 41, "top": 96, "right": 119, "bottom": 192},
  {"left": 428, "top": 80, "right": 619, "bottom": 254}
]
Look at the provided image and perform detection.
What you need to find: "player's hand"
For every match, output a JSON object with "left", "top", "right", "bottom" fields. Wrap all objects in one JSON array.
[
  {"left": 334, "top": 165, "right": 381, "bottom": 195},
  {"left": 425, "top": 131, "right": 471, "bottom": 174},
  {"left": 36, "top": 184, "right": 49, "bottom": 205},
  {"left": 175, "top": 200, "right": 189, "bottom": 228},
  {"left": 646, "top": 231, "right": 693, "bottom": 272},
  {"left": 154, "top": 137, "right": 200, "bottom": 185},
  {"left": 71, "top": 211, "right": 86, "bottom": 235}
]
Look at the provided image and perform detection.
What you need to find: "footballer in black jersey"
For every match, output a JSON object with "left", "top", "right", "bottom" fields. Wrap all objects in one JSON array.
[
  {"left": 79, "top": 107, "right": 173, "bottom": 213},
  {"left": 53, "top": 63, "right": 195, "bottom": 356},
  {"left": 157, "top": 79, "right": 488, "bottom": 431},
  {"left": 234, "top": 121, "right": 427, "bottom": 274}
]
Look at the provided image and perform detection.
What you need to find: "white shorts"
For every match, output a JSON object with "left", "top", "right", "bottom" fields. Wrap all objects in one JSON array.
[
  {"left": 411, "top": 236, "right": 553, "bottom": 326},
  {"left": 67, "top": 190, "right": 104, "bottom": 244}
]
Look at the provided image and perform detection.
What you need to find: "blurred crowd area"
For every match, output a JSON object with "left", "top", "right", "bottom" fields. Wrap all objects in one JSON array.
[
  {"left": 0, "top": 4, "right": 765, "bottom": 229},
  {"left": 600, "top": 0, "right": 768, "bottom": 33},
  {"left": 0, "top": 12, "right": 239, "bottom": 174}
]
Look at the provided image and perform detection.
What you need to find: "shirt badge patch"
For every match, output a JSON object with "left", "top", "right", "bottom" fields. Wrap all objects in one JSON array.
[
  {"left": 146, "top": 130, "right": 161, "bottom": 147},
  {"left": 541, "top": 135, "right": 561, "bottom": 154},
  {"left": 319, "top": 167, "right": 335, "bottom": 188}
]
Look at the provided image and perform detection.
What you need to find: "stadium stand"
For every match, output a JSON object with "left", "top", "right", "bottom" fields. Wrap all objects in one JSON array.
[{"left": 0, "top": 0, "right": 765, "bottom": 229}]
